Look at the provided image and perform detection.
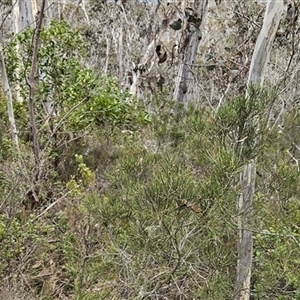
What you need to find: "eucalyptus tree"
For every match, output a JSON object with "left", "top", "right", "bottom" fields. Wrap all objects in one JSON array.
[
  {"left": 0, "top": 0, "right": 40, "bottom": 151},
  {"left": 235, "top": 1, "right": 286, "bottom": 299},
  {"left": 0, "top": 43, "right": 19, "bottom": 151},
  {"left": 173, "top": 0, "right": 208, "bottom": 105}
]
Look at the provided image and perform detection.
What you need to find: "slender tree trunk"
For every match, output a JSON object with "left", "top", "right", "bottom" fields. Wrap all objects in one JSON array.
[
  {"left": 235, "top": 160, "right": 255, "bottom": 300},
  {"left": 104, "top": 34, "right": 110, "bottom": 73},
  {"left": 0, "top": 43, "right": 19, "bottom": 152},
  {"left": 27, "top": 0, "right": 46, "bottom": 167},
  {"left": 13, "top": 0, "right": 38, "bottom": 103},
  {"left": 173, "top": 0, "right": 208, "bottom": 105},
  {"left": 118, "top": 26, "right": 124, "bottom": 81},
  {"left": 129, "top": 0, "right": 161, "bottom": 96},
  {"left": 234, "top": 1, "right": 286, "bottom": 299}
]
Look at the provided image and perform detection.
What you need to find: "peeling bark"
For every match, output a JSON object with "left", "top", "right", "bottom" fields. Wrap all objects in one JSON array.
[{"left": 173, "top": 0, "right": 208, "bottom": 105}]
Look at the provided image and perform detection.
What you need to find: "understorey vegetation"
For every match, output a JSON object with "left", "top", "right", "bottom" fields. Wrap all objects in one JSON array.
[{"left": 1, "top": 1, "right": 300, "bottom": 299}]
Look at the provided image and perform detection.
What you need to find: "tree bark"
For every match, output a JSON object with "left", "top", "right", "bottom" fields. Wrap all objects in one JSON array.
[
  {"left": 173, "top": 0, "right": 208, "bottom": 105},
  {"left": 13, "top": 0, "right": 38, "bottom": 103},
  {"left": 235, "top": 161, "right": 256, "bottom": 300},
  {"left": 234, "top": 1, "right": 286, "bottom": 299},
  {"left": 27, "top": 0, "right": 46, "bottom": 167},
  {"left": 129, "top": 1, "right": 161, "bottom": 97},
  {"left": 0, "top": 43, "right": 19, "bottom": 152},
  {"left": 12, "top": 0, "right": 38, "bottom": 34}
]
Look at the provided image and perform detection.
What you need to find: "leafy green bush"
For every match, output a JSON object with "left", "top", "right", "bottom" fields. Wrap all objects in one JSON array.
[{"left": 3, "top": 20, "right": 149, "bottom": 192}]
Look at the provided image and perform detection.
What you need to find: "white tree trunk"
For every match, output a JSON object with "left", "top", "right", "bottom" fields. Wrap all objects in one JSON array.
[
  {"left": 248, "top": 1, "right": 286, "bottom": 85},
  {"left": 173, "top": 0, "right": 208, "bottom": 105},
  {"left": 235, "top": 1, "right": 286, "bottom": 299},
  {"left": 13, "top": 0, "right": 38, "bottom": 103},
  {"left": 235, "top": 160, "right": 256, "bottom": 300},
  {"left": 12, "top": 0, "right": 38, "bottom": 34},
  {"left": 0, "top": 44, "right": 19, "bottom": 152}
]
